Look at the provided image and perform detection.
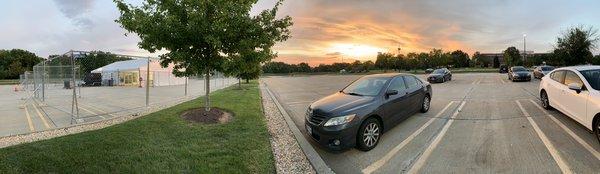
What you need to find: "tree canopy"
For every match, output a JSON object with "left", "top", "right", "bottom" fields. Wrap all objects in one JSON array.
[
  {"left": 503, "top": 46, "right": 521, "bottom": 66},
  {"left": 0, "top": 49, "right": 43, "bottom": 79},
  {"left": 554, "top": 25, "right": 599, "bottom": 65}
]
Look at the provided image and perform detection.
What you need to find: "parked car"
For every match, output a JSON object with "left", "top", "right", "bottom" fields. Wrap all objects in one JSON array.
[
  {"left": 425, "top": 68, "right": 434, "bottom": 73},
  {"left": 508, "top": 66, "right": 531, "bottom": 81},
  {"left": 83, "top": 73, "right": 102, "bottom": 86},
  {"left": 539, "top": 65, "right": 600, "bottom": 143},
  {"left": 305, "top": 73, "right": 432, "bottom": 151},
  {"left": 499, "top": 64, "right": 508, "bottom": 73},
  {"left": 427, "top": 68, "right": 452, "bottom": 83},
  {"left": 533, "top": 65, "right": 555, "bottom": 79}
]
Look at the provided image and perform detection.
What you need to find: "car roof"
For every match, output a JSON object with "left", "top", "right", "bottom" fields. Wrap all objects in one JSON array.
[
  {"left": 555, "top": 65, "right": 600, "bottom": 71},
  {"left": 364, "top": 73, "right": 412, "bottom": 78}
]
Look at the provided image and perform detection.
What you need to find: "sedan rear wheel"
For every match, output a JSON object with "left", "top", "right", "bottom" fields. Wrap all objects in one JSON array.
[
  {"left": 357, "top": 118, "right": 381, "bottom": 151},
  {"left": 595, "top": 120, "right": 600, "bottom": 144},
  {"left": 421, "top": 95, "right": 430, "bottom": 113}
]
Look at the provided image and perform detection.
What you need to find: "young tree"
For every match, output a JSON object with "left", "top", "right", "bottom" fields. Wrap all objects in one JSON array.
[
  {"left": 375, "top": 52, "right": 394, "bottom": 72},
  {"left": 114, "top": 0, "right": 292, "bottom": 111},
  {"left": 503, "top": 46, "right": 521, "bottom": 66},
  {"left": 555, "top": 26, "right": 599, "bottom": 65},
  {"left": 450, "top": 50, "right": 469, "bottom": 68}
]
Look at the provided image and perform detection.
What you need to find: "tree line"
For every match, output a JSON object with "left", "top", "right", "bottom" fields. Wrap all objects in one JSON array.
[
  {"left": 263, "top": 25, "right": 599, "bottom": 74},
  {"left": 0, "top": 49, "right": 43, "bottom": 79}
]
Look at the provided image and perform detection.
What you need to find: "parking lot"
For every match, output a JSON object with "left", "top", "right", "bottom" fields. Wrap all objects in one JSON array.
[
  {"left": 262, "top": 73, "right": 600, "bottom": 173},
  {"left": 0, "top": 78, "right": 237, "bottom": 137}
]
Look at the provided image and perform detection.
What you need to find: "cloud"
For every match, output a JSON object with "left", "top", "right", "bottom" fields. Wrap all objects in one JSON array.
[{"left": 53, "top": 0, "right": 95, "bottom": 29}]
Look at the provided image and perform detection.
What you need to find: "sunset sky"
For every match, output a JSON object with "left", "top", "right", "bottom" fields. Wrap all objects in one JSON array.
[{"left": 1, "top": 0, "right": 600, "bottom": 66}]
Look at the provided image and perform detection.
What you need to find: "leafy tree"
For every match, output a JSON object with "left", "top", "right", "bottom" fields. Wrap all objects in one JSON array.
[
  {"left": 375, "top": 52, "right": 394, "bottom": 72},
  {"left": 554, "top": 26, "right": 599, "bottom": 65},
  {"left": 493, "top": 56, "right": 500, "bottom": 68},
  {"left": 0, "top": 49, "right": 43, "bottom": 79},
  {"left": 77, "top": 51, "right": 132, "bottom": 77},
  {"left": 472, "top": 51, "right": 489, "bottom": 67},
  {"left": 296, "top": 62, "right": 311, "bottom": 72},
  {"left": 503, "top": 46, "right": 521, "bottom": 66},
  {"left": 114, "top": 0, "right": 292, "bottom": 111},
  {"left": 363, "top": 60, "right": 374, "bottom": 72},
  {"left": 450, "top": 50, "right": 469, "bottom": 68}
]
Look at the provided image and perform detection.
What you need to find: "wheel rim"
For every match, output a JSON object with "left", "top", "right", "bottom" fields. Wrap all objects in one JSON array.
[
  {"left": 541, "top": 92, "right": 548, "bottom": 107},
  {"left": 423, "top": 97, "right": 430, "bottom": 111},
  {"left": 363, "top": 123, "right": 380, "bottom": 147}
]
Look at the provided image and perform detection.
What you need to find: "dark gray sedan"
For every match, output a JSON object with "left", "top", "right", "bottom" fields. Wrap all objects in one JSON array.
[
  {"left": 305, "top": 73, "right": 432, "bottom": 151},
  {"left": 508, "top": 66, "right": 531, "bottom": 82},
  {"left": 427, "top": 68, "right": 452, "bottom": 83}
]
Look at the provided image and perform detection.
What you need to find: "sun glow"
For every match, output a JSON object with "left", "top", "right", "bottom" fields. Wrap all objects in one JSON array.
[{"left": 328, "top": 43, "right": 386, "bottom": 60}]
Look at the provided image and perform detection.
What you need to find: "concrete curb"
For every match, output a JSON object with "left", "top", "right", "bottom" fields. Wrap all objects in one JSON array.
[{"left": 261, "top": 82, "right": 335, "bottom": 174}]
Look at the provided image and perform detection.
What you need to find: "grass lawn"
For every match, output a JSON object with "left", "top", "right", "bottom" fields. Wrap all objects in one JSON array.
[{"left": 0, "top": 81, "right": 275, "bottom": 173}]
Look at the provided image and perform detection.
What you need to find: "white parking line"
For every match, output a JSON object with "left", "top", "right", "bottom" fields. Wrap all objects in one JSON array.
[
  {"left": 79, "top": 103, "right": 117, "bottom": 117},
  {"left": 407, "top": 101, "right": 466, "bottom": 174},
  {"left": 362, "top": 101, "right": 456, "bottom": 174},
  {"left": 516, "top": 100, "right": 572, "bottom": 174},
  {"left": 528, "top": 99, "right": 600, "bottom": 161},
  {"left": 78, "top": 105, "right": 106, "bottom": 119}
]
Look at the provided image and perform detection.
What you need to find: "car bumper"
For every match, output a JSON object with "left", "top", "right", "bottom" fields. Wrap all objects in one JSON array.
[
  {"left": 512, "top": 76, "right": 531, "bottom": 81},
  {"left": 305, "top": 120, "right": 360, "bottom": 151},
  {"left": 427, "top": 77, "right": 443, "bottom": 83}
]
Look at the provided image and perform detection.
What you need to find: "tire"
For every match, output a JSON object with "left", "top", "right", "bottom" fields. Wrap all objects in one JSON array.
[
  {"left": 421, "top": 95, "right": 431, "bottom": 113},
  {"left": 540, "top": 90, "right": 552, "bottom": 110},
  {"left": 594, "top": 119, "right": 600, "bottom": 144},
  {"left": 356, "top": 118, "right": 381, "bottom": 151}
]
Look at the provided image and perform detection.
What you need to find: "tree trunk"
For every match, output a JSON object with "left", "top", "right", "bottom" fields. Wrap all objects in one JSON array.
[
  {"left": 205, "top": 68, "right": 210, "bottom": 112},
  {"left": 238, "top": 78, "right": 241, "bottom": 89},
  {"left": 245, "top": 78, "right": 249, "bottom": 83}
]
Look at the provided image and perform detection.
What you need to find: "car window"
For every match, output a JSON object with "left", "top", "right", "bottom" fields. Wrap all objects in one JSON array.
[
  {"left": 342, "top": 76, "right": 389, "bottom": 96},
  {"left": 541, "top": 66, "right": 554, "bottom": 71},
  {"left": 404, "top": 76, "right": 419, "bottom": 89},
  {"left": 580, "top": 69, "right": 600, "bottom": 90},
  {"left": 564, "top": 71, "right": 583, "bottom": 86},
  {"left": 387, "top": 76, "right": 407, "bottom": 92},
  {"left": 512, "top": 67, "right": 527, "bottom": 71},
  {"left": 550, "top": 70, "right": 565, "bottom": 84},
  {"left": 432, "top": 69, "right": 445, "bottom": 74}
]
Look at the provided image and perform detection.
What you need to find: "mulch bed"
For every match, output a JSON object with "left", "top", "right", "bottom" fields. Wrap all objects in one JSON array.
[{"left": 181, "top": 107, "right": 232, "bottom": 124}]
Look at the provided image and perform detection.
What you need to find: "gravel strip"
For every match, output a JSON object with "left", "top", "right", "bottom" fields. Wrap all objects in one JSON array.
[{"left": 259, "top": 83, "right": 316, "bottom": 174}]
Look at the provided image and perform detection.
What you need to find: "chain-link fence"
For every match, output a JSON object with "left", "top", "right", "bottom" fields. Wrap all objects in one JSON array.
[{"left": 15, "top": 50, "right": 237, "bottom": 133}]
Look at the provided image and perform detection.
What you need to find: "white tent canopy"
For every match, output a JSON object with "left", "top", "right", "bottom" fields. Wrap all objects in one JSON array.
[{"left": 91, "top": 59, "right": 148, "bottom": 73}]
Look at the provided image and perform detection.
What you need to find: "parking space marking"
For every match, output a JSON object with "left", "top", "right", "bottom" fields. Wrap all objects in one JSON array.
[
  {"left": 499, "top": 77, "right": 507, "bottom": 84},
  {"left": 528, "top": 99, "right": 600, "bottom": 160},
  {"left": 23, "top": 105, "right": 35, "bottom": 132},
  {"left": 79, "top": 103, "right": 117, "bottom": 117},
  {"left": 78, "top": 105, "right": 106, "bottom": 119},
  {"left": 516, "top": 100, "right": 572, "bottom": 174},
  {"left": 407, "top": 101, "right": 466, "bottom": 174},
  {"left": 362, "top": 101, "right": 456, "bottom": 174},
  {"left": 31, "top": 103, "right": 51, "bottom": 129}
]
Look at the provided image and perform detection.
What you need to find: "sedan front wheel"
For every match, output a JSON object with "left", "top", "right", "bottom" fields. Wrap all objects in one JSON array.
[{"left": 357, "top": 118, "right": 381, "bottom": 151}]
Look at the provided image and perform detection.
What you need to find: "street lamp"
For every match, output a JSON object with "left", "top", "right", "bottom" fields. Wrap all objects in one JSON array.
[{"left": 523, "top": 34, "right": 527, "bottom": 65}]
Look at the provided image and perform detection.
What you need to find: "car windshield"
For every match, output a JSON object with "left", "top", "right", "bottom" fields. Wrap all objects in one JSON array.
[
  {"left": 432, "top": 69, "right": 445, "bottom": 74},
  {"left": 541, "top": 66, "right": 554, "bottom": 71},
  {"left": 512, "top": 67, "right": 527, "bottom": 72},
  {"left": 579, "top": 69, "right": 600, "bottom": 90},
  {"left": 342, "top": 76, "right": 390, "bottom": 96}
]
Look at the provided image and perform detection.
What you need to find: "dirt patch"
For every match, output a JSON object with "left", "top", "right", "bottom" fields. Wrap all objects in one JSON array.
[{"left": 181, "top": 107, "right": 232, "bottom": 124}]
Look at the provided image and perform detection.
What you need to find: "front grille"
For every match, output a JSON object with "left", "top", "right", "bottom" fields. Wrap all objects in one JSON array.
[{"left": 308, "top": 113, "right": 327, "bottom": 125}]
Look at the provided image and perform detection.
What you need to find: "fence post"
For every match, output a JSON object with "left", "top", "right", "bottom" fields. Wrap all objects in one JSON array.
[
  {"left": 185, "top": 77, "right": 188, "bottom": 96},
  {"left": 71, "top": 51, "right": 79, "bottom": 124},
  {"left": 146, "top": 57, "right": 150, "bottom": 107}
]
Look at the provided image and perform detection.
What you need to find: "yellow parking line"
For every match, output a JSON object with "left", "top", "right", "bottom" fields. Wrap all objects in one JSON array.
[
  {"left": 23, "top": 105, "right": 35, "bottom": 132},
  {"left": 78, "top": 105, "right": 105, "bottom": 119},
  {"left": 362, "top": 101, "right": 455, "bottom": 174},
  {"left": 407, "top": 101, "right": 466, "bottom": 174},
  {"left": 32, "top": 103, "right": 51, "bottom": 129},
  {"left": 528, "top": 99, "right": 600, "bottom": 161},
  {"left": 516, "top": 100, "right": 572, "bottom": 174},
  {"left": 80, "top": 103, "right": 116, "bottom": 117}
]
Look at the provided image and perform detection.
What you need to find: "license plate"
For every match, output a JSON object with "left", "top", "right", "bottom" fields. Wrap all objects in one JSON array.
[{"left": 306, "top": 124, "right": 313, "bottom": 135}]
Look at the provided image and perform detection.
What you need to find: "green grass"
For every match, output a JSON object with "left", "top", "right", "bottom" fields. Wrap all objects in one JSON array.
[{"left": 0, "top": 81, "right": 275, "bottom": 173}]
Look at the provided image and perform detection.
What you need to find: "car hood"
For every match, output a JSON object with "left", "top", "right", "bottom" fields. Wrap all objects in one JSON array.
[{"left": 310, "top": 92, "right": 375, "bottom": 116}]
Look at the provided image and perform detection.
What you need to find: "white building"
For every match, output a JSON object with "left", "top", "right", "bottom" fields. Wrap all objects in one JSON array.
[{"left": 91, "top": 59, "right": 186, "bottom": 87}]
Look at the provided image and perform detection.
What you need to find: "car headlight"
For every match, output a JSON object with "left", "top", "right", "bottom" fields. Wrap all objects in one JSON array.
[{"left": 324, "top": 114, "right": 356, "bottom": 126}]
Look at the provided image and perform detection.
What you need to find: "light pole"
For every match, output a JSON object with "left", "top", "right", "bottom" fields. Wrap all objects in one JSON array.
[{"left": 523, "top": 34, "right": 527, "bottom": 65}]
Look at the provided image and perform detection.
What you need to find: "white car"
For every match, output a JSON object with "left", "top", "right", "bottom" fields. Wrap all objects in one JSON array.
[{"left": 539, "top": 65, "right": 600, "bottom": 143}]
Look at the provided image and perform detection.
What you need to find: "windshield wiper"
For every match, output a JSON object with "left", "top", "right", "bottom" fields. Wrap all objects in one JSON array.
[{"left": 346, "top": 92, "right": 364, "bottom": 96}]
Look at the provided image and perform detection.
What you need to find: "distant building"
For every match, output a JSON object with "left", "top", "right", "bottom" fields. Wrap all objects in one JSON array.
[{"left": 479, "top": 51, "right": 550, "bottom": 66}]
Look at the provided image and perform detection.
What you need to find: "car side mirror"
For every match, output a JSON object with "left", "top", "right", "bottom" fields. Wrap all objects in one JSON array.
[
  {"left": 568, "top": 83, "right": 583, "bottom": 93},
  {"left": 385, "top": 90, "right": 398, "bottom": 98}
]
